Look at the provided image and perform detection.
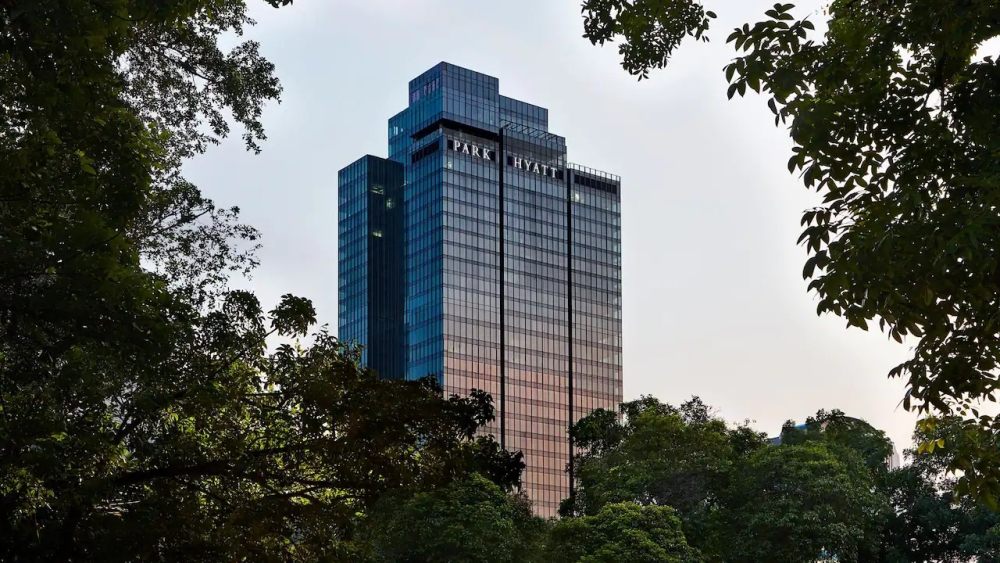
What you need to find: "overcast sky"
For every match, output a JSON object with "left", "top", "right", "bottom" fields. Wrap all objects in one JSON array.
[{"left": 183, "top": 0, "right": 919, "bottom": 449}]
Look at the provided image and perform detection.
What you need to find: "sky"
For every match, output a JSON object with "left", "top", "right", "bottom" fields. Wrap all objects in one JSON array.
[{"left": 183, "top": 0, "right": 919, "bottom": 450}]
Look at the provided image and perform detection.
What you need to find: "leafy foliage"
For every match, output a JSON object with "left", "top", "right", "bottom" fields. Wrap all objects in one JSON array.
[
  {"left": 779, "top": 408, "right": 895, "bottom": 472},
  {"left": 879, "top": 464, "right": 968, "bottom": 562},
  {"left": 546, "top": 502, "right": 701, "bottom": 563},
  {"left": 723, "top": 441, "right": 882, "bottom": 563},
  {"left": 0, "top": 1, "right": 521, "bottom": 559},
  {"left": 564, "top": 397, "right": 766, "bottom": 559},
  {"left": 567, "top": 400, "right": 1000, "bottom": 562},
  {"left": 365, "top": 473, "right": 545, "bottom": 563},
  {"left": 581, "top": 0, "right": 716, "bottom": 79},
  {"left": 567, "top": 397, "right": 760, "bottom": 521},
  {"left": 878, "top": 417, "right": 1000, "bottom": 562},
  {"left": 581, "top": 0, "right": 1000, "bottom": 502}
]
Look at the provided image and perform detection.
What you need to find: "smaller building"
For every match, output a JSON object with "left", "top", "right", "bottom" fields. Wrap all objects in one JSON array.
[{"left": 338, "top": 156, "right": 405, "bottom": 379}]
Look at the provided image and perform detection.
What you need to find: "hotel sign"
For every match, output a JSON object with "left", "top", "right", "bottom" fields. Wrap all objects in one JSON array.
[
  {"left": 448, "top": 138, "right": 561, "bottom": 179},
  {"left": 448, "top": 138, "right": 494, "bottom": 161},
  {"left": 508, "top": 156, "right": 560, "bottom": 179}
]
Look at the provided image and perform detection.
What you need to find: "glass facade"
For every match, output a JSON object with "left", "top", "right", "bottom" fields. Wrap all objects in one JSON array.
[
  {"left": 337, "top": 155, "right": 405, "bottom": 378},
  {"left": 338, "top": 63, "right": 622, "bottom": 516}
]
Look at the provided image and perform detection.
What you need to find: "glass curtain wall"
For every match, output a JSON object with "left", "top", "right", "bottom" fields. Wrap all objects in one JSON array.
[
  {"left": 337, "top": 156, "right": 405, "bottom": 378},
  {"left": 337, "top": 159, "right": 370, "bottom": 364},
  {"left": 502, "top": 123, "right": 570, "bottom": 516},
  {"left": 568, "top": 166, "right": 623, "bottom": 424}
]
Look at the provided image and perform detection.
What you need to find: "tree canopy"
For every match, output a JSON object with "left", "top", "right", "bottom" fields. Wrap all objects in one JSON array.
[
  {"left": 564, "top": 396, "right": 765, "bottom": 552},
  {"left": 566, "top": 397, "right": 763, "bottom": 559},
  {"left": 580, "top": 0, "right": 1000, "bottom": 502},
  {"left": 723, "top": 441, "right": 882, "bottom": 562},
  {"left": 779, "top": 408, "right": 895, "bottom": 472},
  {"left": 546, "top": 502, "right": 701, "bottom": 563},
  {"left": 365, "top": 473, "right": 545, "bottom": 563},
  {"left": 566, "top": 398, "right": 999, "bottom": 562}
]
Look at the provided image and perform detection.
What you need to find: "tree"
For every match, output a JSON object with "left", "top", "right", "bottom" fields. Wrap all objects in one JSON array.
[
  {"left": 780, "top": 409, "right": 895, "bottom": 473},
  {"left": 568, "top": 397, "right": 754, "bottom": 517},
  {"left": 2, "top": 295, "right": 522, "bottom": 560},
  {"left": 546, "top": 502, "right": 701, "bottom": 563},
  {"left": 581, "top": 0, "right": 1000, "bottom": 500},
  {"left": 884, "top": 416, "right": 1000, "bottom": 562},
  {"left": 566, "top": 397, "right": 766, "bottom": 559},
  {"left": 780, "top": 410, "right": 1000, "bottom": 562},
  {"left": 0, "top": 1, "right": 520, "bottom": 559},
  {"left": 365, "top": 473, "right": 546, "bottom": 563},
  {"left": 722, "top": 441, "right": 882, "bottom": 563},
  {"left": 960, "top": 520, "right": 1000, "bottom": 562},
  {"left": 569, "top": 400, "right": 920, "bottom": 562},
  {"left": 570, "top": 398, "right": 999, "bottom": 562},
  {"left": 879, "top": 465, "right": 967, "bottom": 562}
]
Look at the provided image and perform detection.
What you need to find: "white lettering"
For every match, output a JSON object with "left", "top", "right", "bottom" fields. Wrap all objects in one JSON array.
[
  {"left": 445, "top": 137, "right": 502, "bottom": 163},
  {"left": 505, "top": 153, "right": 561, "bottom": 177}
]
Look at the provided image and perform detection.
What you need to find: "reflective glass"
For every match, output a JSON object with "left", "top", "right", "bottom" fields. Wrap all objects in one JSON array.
[{"left": 338, "top": 63, "right": 622, "bottom": 517}]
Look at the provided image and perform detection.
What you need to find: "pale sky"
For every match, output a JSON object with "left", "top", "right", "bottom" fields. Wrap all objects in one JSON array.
[{"left": 184, "top": 0, "right": 919, "bottom": 450}]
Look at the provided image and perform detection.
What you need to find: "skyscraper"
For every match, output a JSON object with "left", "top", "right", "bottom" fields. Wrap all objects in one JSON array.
[{"left": 338, "top": 62, "right": 622, "bottom": 516}]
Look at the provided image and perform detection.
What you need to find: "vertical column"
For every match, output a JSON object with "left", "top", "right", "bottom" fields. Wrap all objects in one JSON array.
[
  {"left": 566, "top": 170, "right": 575, "bottom": 497},
  {"left": 497, "top": 128, "right": 506, "bottom": 449}
]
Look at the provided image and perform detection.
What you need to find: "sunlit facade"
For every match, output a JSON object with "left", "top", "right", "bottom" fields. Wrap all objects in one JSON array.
[{"left": 337, "top": 62, "right": 622, "bottom": 516}]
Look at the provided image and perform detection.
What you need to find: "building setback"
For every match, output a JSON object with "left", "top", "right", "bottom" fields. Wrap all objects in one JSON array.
[{"left": 338, "top": 62, "right": 622, "bottom": 516}]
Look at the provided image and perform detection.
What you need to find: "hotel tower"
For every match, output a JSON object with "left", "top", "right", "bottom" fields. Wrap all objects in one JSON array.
[{"left": 338, "top": 62, "right": 622, "bottom": 516}]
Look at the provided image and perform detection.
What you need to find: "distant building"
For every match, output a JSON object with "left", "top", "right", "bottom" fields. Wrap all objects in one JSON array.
[
  {"left": 887, "top": 446, "right": 901, "bottom": 470},
  {"left": 337, "top": 63, "right": 623, "bottom": 516}
]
